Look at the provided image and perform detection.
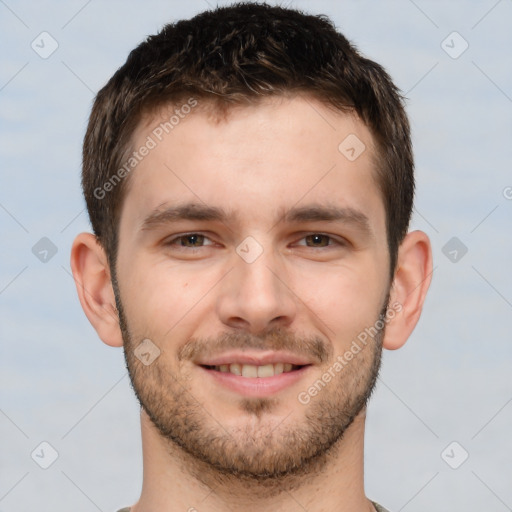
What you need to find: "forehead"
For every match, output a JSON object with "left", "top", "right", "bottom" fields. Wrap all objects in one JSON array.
[{"left": 121, "top": 95, "right": 385, "bottom": 232}]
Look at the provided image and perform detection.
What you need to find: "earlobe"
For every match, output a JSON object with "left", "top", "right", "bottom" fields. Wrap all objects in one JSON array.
[
  {"left": 383, "top": 230, "right": 433, "bottom": 350},
  {"left": 70, "top": 232, "right": 124, "bottom": 347}
]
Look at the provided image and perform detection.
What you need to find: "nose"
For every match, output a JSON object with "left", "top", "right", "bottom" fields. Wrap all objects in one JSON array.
[{"left": 215, "top": 246, "right": 297, "bottom": 334}]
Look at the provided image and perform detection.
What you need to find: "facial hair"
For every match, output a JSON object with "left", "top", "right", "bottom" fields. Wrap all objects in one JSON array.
[{"left": 113, "top": 274, "right": 387, "bottom": 490}]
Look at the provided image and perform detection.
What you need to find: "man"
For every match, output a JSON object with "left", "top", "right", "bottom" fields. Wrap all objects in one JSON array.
[{"left": 71, "top": 3, "right": 432, "bottom": 511}]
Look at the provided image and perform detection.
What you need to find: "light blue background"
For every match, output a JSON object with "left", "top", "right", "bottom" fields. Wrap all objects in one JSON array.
[{"left": 1, "top": 1, "right": 511, "bottom": 510}]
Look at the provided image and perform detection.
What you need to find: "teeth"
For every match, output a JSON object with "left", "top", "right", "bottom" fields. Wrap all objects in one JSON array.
[
  {"left": 213, "top": 362, "right": 299, "bottom": 377},
  {"left": 241, "top": 364, "right": 258, "bottom": 378},
  {"left": 273, "top": 362, "right": 284, "bottom": 375},
  {"left": 229, "top": 363, "right": 241, "bottom": 376},
  {"left": 257, "top": 364, "right": 274, "bottom": 378}
]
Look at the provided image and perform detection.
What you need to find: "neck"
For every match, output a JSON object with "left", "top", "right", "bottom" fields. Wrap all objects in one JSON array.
[{"left": 130, "top": 409, "right": 375, "bottom": 512}]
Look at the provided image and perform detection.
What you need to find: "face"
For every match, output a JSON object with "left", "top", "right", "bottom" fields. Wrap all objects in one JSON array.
[{"left": 113, "top": 96, "right": 391, "bottom": 480}]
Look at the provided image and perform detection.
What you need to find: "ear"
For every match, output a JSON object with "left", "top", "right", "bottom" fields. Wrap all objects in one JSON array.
[
  {"left": 383, "top": 230, "right": 432, "bottom": 350},
  {"left": 70, "top": 232, "right": 123, "bottom": 347}
]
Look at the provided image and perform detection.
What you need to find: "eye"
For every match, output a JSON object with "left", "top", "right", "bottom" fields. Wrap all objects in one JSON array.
[
  {"left": 304, "top": 234, "right": 331, "bottom": 247},
  {"left": 168, "top": 233, "right": 213, "bottom": 248},
  {"left": 296, "top": 234, "right": 338, "bottom": 248}
]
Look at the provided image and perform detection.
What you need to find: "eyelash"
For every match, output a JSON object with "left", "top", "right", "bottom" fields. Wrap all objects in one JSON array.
[
  {"left": 166, "top": 233, "right": 215, "bottom": 249},
  {"left": 165, "top": 233, "right": 345, "bottom": 250}
]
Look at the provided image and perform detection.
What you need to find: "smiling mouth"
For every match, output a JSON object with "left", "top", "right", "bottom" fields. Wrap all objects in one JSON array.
[{"left": 201, "top": 363, "right": 308, "bottom": 378}]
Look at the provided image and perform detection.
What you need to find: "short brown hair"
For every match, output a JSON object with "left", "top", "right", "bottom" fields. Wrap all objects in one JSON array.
[{"left": 82, "top": 2, "right": 413, "bottom": 275}]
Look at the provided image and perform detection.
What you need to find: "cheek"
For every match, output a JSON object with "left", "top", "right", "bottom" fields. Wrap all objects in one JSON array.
[
  {"left": 120, "top": 256, "right": 221, "bottom": 338},
  {"left": 290, "top": 259, "right": 386, "bottom": 341}
]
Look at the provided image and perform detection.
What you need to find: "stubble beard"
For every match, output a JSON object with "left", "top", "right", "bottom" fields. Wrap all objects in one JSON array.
[{"left": 112, "top": 275, "right": 387, "bottom": 492}]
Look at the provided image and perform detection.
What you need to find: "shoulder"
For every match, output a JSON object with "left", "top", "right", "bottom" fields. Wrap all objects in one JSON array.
[{"left": 373, "top": 502, "right": 392, "bottom": 512}]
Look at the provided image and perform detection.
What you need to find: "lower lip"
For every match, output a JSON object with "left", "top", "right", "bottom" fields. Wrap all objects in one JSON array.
[{"left": 198, "top": 365, "right": 312, "bottom": 397}]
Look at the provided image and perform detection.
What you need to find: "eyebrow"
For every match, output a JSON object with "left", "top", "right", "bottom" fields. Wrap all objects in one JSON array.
[
  {"left": 141, "top": 203, "right": 229, "bottom": 230},
  {"left": 140, "top": 202, "right": 372, "bottom": 236},
  {"left": 282, "top": 205, "right": 371, "bottom": 233}
]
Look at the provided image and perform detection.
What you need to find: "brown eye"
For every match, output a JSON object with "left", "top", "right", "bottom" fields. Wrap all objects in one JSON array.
[
  {"left": 174, "top": 234, "right": 207, "bottom": 247},
  {"left": 304, "top": 234, "right": 331, "bottom": 247}
]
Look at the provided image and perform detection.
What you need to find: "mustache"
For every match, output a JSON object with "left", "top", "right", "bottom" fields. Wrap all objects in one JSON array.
[{"left": 177, "top": 328, "right": 332, "bottom": 364}]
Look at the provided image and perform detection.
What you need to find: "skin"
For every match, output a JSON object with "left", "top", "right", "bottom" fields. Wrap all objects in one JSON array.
[{"left": 71, "top": 95, "right": 432, "bottom": 512}]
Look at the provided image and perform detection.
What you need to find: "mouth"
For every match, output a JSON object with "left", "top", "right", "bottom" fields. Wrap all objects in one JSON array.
[
  {"left": 196, "top": 352, "right": 314, "bottom": 397},
  {"left": 200, "top": 362, "right": 307, "bottom": 378}
]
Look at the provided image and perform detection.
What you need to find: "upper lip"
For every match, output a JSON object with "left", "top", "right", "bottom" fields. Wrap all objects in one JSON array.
[{"left": 195, "top": 350, "right": 313, "bottom": 367}]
